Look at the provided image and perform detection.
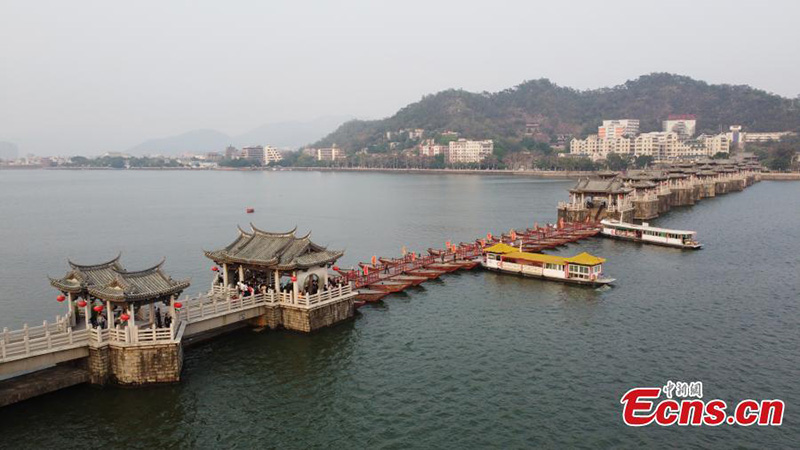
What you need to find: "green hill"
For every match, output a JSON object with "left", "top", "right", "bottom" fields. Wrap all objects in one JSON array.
[{"left": 311, "top": 73, "right": 800, "bottom": 154}]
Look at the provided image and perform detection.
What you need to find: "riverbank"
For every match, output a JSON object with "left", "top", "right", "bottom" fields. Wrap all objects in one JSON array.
[
  {"left": 6, "top": 166, "right": 593, "bottom": 178},
  {"left": 8, "top": 165, "right": 800, "bottom": 180},
  {"left": 282, "top": 166, "right": 594, "bottom": 178}
]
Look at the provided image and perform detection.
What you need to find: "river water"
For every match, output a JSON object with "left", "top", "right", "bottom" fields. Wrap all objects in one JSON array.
[{"left": 0, "top": 170, "right": 798, "bottom": 449}]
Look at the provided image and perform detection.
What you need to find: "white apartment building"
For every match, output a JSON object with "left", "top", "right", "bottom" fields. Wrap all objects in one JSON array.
[
  {"left": 697, "top": 134, "right": 730, "bottom": 156},
  {"left": 598, "top": 119, "right": 639, "bottom": 139},
  {"left": 446, "top": 139, "right": 493, "bottom": 164},
  {"left": 263, "top": 145, "right": 283, "bottom": 164},
  {"left": 315, "top": 146, "right": 343, "bottom": 162},
  {"left": 742, "top": 131, "right": 795, "bottom": 143},
  {"left": 572, "top": 131, "right": 729, "bottom": 161},
  {"left": 419, "top": 139, "right": 446, "bottom": 157},
  {"left": 570, "top": 135, "right": 632, "bottom": 161}
]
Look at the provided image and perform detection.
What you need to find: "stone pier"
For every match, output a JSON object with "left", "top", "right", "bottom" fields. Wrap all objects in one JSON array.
[
  {"left": 670, "top": 186, "right": 695, "bottom": 206},
  {"left": 633, "top": 198, "right": 659, "bottom": 220}
]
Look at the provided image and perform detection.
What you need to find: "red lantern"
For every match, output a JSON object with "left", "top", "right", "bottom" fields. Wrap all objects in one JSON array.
[
  {"left": 332, "top": 265, "right": 339, "bottom": 271},
  {"left": 77, "top": 300, "right": 87, "bottom": 308},
  {"left": 120, "top": 313, "right": 130, "bottom": 321},
  {"left": 211, "top": 266, "right": 219, "bottom": 272},
  {"left": 56, "top": 294, "right": 66, "bottom": 302},
  {"left": 174, "top": 302, "right": 183, "bottom": 309},
  {"left": 291, "top": 275, "right": 297, "bottom": 282},
  {"left": 93, "top": 305, "right": 103, "bottom": 312}
]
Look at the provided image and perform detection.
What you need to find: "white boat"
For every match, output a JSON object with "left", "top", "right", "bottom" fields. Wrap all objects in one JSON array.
[
  {"left": 600, "top": 219, "right": 702, "bottom": 249},
  {"left": 482, "top": 243, "right": 615, "bottom": 287}
]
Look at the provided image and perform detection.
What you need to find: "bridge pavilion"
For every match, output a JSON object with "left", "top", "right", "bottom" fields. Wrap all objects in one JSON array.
[
  {"left": 204, "top": 224, "right": 356, "bottom": 332},
  {"left": 204, "top": 224, "right": 344, "bottom": 299},
  {"left": 49, "top": 254, "right": 190, "bottom": 331}
]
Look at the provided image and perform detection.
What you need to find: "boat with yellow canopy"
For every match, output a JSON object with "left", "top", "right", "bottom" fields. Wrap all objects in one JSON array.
[{"left": 482, "top": 243, "right": 615, "bottom": 286}]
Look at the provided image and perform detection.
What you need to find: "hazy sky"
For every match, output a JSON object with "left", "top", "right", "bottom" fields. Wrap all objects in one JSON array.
[{"left": 1, "top": 0, "right": 799, "bottom": 156}]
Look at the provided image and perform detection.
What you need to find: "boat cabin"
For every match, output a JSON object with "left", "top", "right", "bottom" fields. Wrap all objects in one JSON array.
[
  {"left": 600, "top": 219, "right": 701, "bottom": 249},
  {"left": 482, "top": 243, "right": 610, "bottom": 285}
]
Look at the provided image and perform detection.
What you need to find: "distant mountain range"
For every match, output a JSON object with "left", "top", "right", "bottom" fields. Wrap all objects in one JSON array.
[
  {"left": 312, "top": 73, "right": 800, "bottom": 153},
  {"left": 127, "top": 116, "right": 352, "bottom": 156}
]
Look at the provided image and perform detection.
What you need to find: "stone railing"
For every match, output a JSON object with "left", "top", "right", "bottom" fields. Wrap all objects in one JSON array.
[
  {"left": 178, "top": 291, "right": 276, "bottom": 323},
  {"left": 1, "top": 317, "right": 89, "bottom": 363},
  {"left": 293, "top": 284, "right": 353, "bottom": 307},
  {"left": 557, "top": 201, "right": 586, "bottom": 211},
  {"left": 632, "top": 193, "right": 658, "bottom": 202},
  {"left": 89, "top": 322, "right": 180, "bottom": 346}
]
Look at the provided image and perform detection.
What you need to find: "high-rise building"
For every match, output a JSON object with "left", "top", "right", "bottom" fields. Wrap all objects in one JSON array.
[
  {"left": 598, "top": 119, "right": 639, "bottom": 139},
  {"left": 446, "top": 139, "right": 493, "bottom": 164}
]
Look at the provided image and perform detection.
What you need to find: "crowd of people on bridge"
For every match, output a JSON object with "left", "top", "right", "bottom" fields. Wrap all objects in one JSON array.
[{"left": 214, "top": 268, "right": 347, "bottom": 298}]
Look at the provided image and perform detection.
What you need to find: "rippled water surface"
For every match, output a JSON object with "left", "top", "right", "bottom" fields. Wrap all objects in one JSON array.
[{"left": 0, "top": 170, "right": 798, "bottom": 449}]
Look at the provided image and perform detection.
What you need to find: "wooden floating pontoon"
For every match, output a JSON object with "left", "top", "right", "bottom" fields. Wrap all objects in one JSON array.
[{"left": 343, "top": 221, "right": 604, "bottom": 302}]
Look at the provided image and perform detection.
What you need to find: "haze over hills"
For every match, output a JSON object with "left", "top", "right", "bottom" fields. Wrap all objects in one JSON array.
[
  {"left": 312, "top": 73, "right": 800, "bottom": 153},
  {"left": 0, "top": 141, "right": 19, "bottom": 160},
  {"left": 127, "top": 116, "right": 352, "bottom": 156}
]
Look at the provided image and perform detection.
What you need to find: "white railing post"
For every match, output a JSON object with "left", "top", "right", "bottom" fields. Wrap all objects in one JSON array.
[{"left": 24, "top": 325, "right": 30, "bottom": 354}]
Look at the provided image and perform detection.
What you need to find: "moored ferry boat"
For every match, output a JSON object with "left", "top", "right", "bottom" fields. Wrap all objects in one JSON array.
[
  {"left": 600, "top": 219, "right": 702, "bottom": 249},
  {"left": 482, "top": 243, "right": 615, "bottom": 287}
]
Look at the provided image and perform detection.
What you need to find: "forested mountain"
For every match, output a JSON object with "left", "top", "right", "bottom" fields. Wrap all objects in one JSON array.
[{"left": 312, "top": 73, "right": 800, "bottom": 153}]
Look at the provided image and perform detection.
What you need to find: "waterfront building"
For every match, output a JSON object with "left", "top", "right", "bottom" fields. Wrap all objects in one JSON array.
[
  {"left": 205, "top": 152, "right": 222, "bottom": 162},
  {"left": 241, "top": 146, "right": 265, "bottom": 163},
  {"left": 419, "top": 139, "right": 446, "bottom": 157},
  {"left": 446, "top": 139, "right": 493, "bottom": 164},
  {"left": 225, "top": 145, "right": 239, "bottom": 159},
  {"left": 570, "top": 131, "right": 728, "bottom": 162},
  {"left": 598, "top": 119, "right": 639, "bottom": 139},
  {"left": 263, "top": 145, "right": 283, "bottom": 164},
  {"left": 663, "top": 114, "right": 697, "bottom": 139},
  {"left": 313, "top": 145, "right": 343, "bottom": 161},
  {"left": 570, "top": 135, "right": 632, "bottom": 161}
]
